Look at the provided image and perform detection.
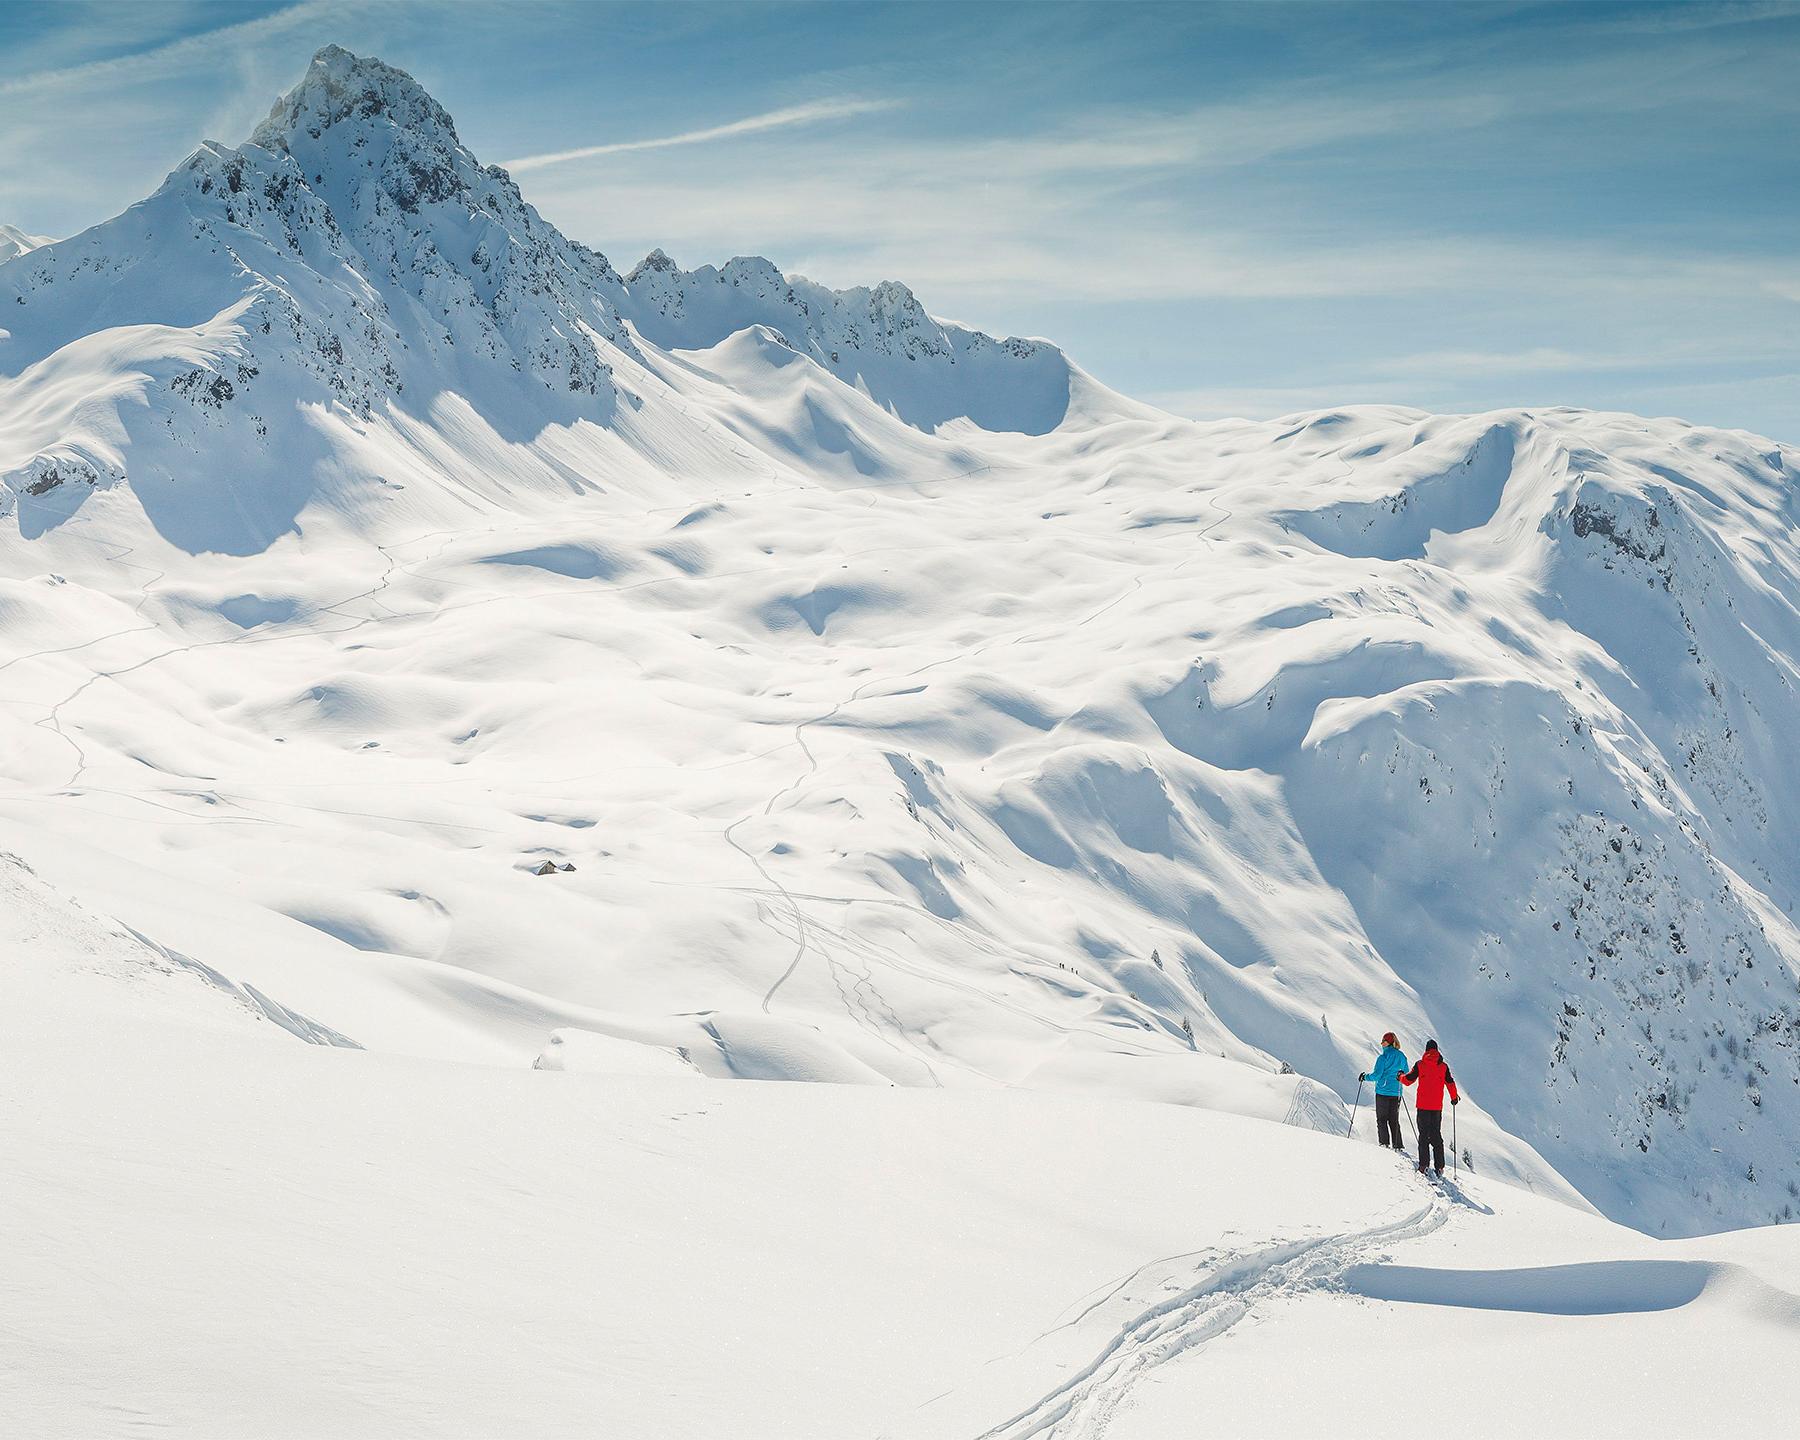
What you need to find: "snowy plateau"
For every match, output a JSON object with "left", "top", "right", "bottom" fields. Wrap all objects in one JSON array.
[{"left": 2, "top": 45, "right": 1797, "bottom": 1438}]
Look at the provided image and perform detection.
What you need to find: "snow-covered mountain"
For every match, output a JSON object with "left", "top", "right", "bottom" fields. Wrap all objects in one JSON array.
[
  {"left": 3, "top": 43, "right": 1799, "bottom": 1259},
  {"left": 0, "top": 46, "right": 1096, "bottom": 551},
  {"left": 0, "top": 222, "right": 53, "bottom": 263}
]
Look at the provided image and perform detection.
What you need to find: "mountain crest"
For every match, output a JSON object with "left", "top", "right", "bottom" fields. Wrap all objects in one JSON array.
[
  {"left": 252, "top": 45, "right": 460, "bottom": 154},
  {"left": 628, "top": 248, "right": 680, "bottom": 281},
  {"left": 0, "top": 223, "right": 52, "bottom": 263},
  {"left": 1, "top": 41, "right": 1088, "bottom": 534}
]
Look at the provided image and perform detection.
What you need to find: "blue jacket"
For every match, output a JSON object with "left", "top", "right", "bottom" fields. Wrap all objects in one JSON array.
[{"left": 1367, "top": 1045, "right": 1409, "bottom": 1097}]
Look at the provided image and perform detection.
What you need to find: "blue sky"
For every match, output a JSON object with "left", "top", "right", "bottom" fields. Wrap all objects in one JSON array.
[{"left": 2, "top": 0, "right": 1797, "bottom": 439}]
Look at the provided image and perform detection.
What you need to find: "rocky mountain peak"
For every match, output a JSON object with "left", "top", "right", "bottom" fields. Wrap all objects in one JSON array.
[
  {"left": 627, "top": 248, "right": 681, "bottom": 282},
  {"left": 244, "top": 45, "right": 486, "bottom": 228},
  {"left": 209, "top": 46, "right": 628, "bottom": 407},
  {"left": 4, "top": 45, "right": 1078, "bottom": 447},
  {"left": 252, "top": 46, "right": 460, "bottom": 155}
]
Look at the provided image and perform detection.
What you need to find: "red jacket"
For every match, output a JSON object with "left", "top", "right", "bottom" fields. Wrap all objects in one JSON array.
[{"left": 1402, "top": 1049, "right": 1459, "bottom": 1110}]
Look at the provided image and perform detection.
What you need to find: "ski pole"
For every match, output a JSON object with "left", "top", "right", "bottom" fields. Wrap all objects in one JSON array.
[
  {"left": 1452, "top": 1102, "right": 1458, "bottom": 1177},
  {"left": 1346, "top": 1076, "right": 1365, "bottom": 1139}
]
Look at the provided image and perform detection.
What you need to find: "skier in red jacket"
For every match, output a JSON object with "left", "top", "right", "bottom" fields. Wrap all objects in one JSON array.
[{"left": 1400, "top": 1039, "right": 1459, "bottom": 1176}]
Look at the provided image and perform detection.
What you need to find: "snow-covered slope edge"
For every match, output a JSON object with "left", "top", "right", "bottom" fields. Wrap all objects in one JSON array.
[
  {"left": 7, "top": 911, "right": 1799, "bottom": 1439},
  {"left": 0, "top": 223, "right": 53, "bottom": 264}
]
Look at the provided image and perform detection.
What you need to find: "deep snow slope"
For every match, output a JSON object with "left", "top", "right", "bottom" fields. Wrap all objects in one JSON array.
[
  {"left": 5, "top": 923, "right": 1797, "bottom": 1439},
  {"left": 2, "top": 47, "right": 1799, "bottom": 1240}
]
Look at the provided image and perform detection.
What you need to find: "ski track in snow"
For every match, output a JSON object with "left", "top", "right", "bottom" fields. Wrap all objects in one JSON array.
[
  {"left": 902, "top": 1190, "right": 1452, "bottom": 1440},
  {"left": 727, "top": 479, "right": 1228, "bottom": 1047},
  {"left": 13, "top": 472, "right": 1186, "bottom": 1082},
  {"left": 25, "top": 526, "right": 457, "bottom": 789},
  {"left": 752, "top": 481, "right": 1236, "bottom": 1036}
]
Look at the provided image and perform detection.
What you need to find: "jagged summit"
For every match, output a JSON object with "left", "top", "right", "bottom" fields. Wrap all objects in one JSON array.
[
  {"left": 2, "top": 45, "right": 1087, "bottom": 461},
  {"left": 253, "top": 46, "right": 461, "bottom": 150},
  {"left": 0, "top": 44, "right": 1098, "bottom": 554},
  {"left": 248, "top": 45, "right": 488, "bottom": 219},
  {"left": 627, "top": 247, "right": 681, "bottom": 281},
  {"left": 232, "top": 45, "right": 1074, "bottom": 428},
  {"left": 11, "top": 43, "right": 1091, "bottom": 459}
]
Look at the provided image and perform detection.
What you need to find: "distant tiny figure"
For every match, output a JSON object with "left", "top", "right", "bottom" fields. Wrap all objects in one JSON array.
[
  {"left": 1360, "top": 1032, "right": 1409, "bottom": 1150},
  {"left": 1402, "top": 1038, "right": 1460, "bottom": 1175}
]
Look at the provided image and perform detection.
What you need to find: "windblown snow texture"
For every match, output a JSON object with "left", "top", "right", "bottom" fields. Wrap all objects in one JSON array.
[{"left": 2, "top": 47, "right": 1798, "bottom": 1239}]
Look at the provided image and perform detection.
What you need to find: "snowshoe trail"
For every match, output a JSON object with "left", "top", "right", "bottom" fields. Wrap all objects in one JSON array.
[{"left": 890, "top": 1192, "right": 1450, "bottom": 1440}]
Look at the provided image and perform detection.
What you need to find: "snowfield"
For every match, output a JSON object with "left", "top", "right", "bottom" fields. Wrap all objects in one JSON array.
[
  {"left": 3, "top": 872, "right": 1794, "bottom": 1438},
  {"left": 3, "top": 45, "right": 1800, "bottom": 1435}
]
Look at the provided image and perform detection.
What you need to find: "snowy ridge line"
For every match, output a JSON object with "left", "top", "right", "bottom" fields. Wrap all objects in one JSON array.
[
  {"left": 891, "top": 1195, "right": 1449, "bottom": 1439},
  {"left": 123, "top": 926, "right": 362, "bottom": 1048}
]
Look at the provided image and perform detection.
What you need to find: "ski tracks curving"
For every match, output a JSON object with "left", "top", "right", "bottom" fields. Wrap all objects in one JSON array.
[{"left": 895, "top": 1192, "right": 1448, "bottom": 1440}]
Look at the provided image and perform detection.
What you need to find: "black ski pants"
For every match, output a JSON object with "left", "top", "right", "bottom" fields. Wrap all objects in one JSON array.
[
  {"left": 1418, "top": 1107, "right": 1445, "bottom": 1171},
  {"left": 1375, "top": 1094, "right": 1403, "bottom": 1148}
]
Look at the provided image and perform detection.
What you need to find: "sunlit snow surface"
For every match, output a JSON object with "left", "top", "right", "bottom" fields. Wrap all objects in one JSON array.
[
  {"left": 3, "top": 46, "right": 1800, "bottom": 1435},
  {"left": 4, "top": 860, "right": 1796, "bottom": 1437}
]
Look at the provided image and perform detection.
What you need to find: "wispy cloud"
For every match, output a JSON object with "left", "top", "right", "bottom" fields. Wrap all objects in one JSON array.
[
  {"left": 1576, "top": 0, "right": 1799, "bottom": 34},
  {"left": 503, "top": 96, "right": 900, "bottom": 173},
  {"left": 1376, "top": 347, "right": 1634, "bottom": 377},
  {"left": 528, "top": 129, "right": 1799, "bottom": 315},
  {"left": 0, "top": 0, "right": 343, "bottom": 97}
]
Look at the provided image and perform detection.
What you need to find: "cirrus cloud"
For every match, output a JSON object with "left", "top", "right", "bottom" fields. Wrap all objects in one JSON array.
[{"left": 503, "top": 96, "right": 901, "bottom": 173}]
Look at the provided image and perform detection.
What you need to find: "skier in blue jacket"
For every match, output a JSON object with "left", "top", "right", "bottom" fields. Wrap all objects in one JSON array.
[{"left": 1360, "top": 1033, "right": 1409, "bottom": 1150}]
